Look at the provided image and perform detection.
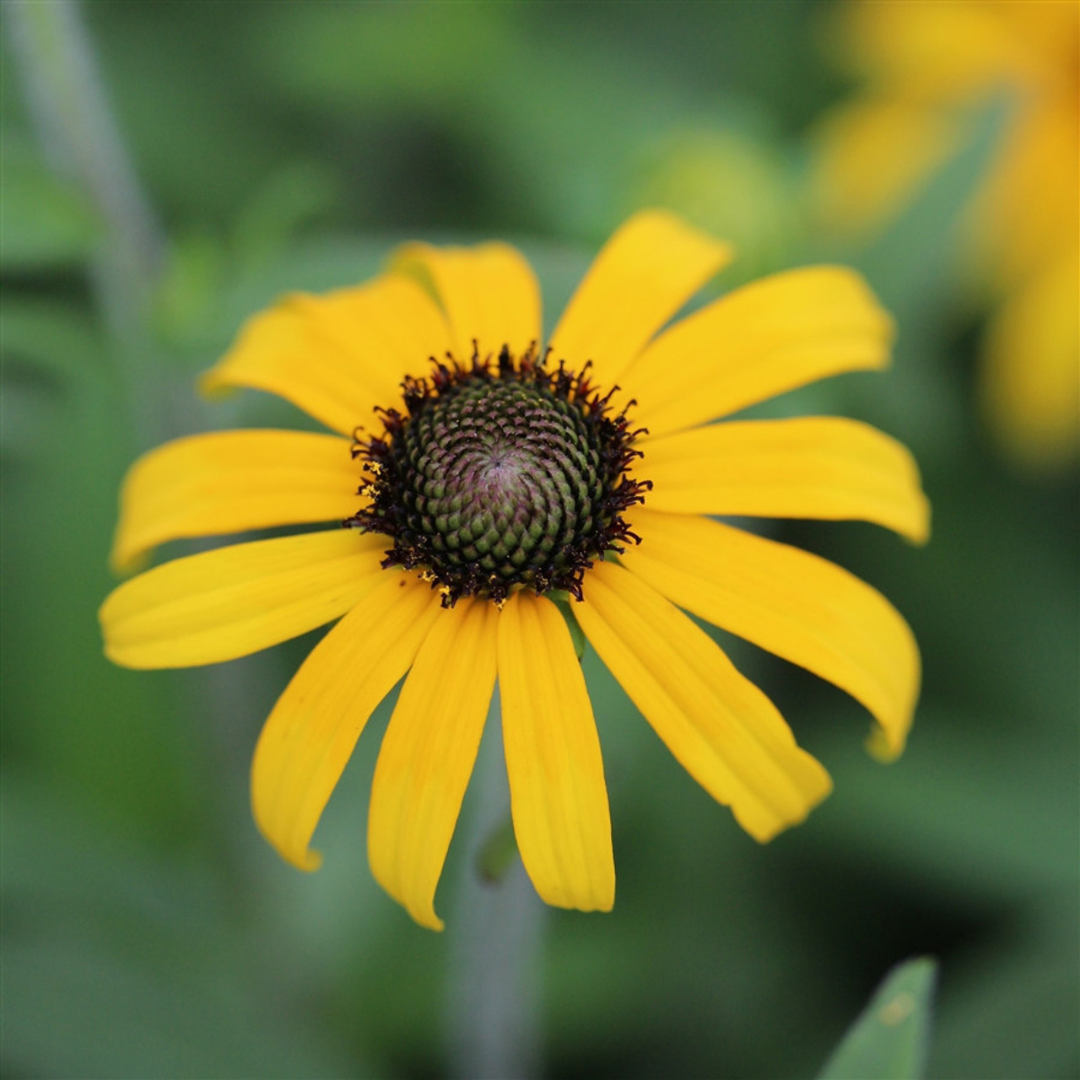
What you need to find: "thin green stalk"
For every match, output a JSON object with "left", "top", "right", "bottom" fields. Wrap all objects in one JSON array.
[{"left": 445, "top": 689, "right": 546, "bottom": 1080}]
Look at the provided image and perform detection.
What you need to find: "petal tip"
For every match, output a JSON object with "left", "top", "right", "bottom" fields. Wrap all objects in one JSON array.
[
  {"left": 410, "top": 905, "right": 446, "bottom": 932},
  {"left": 866, "top": 724, "right": 907, "bottom": 763},
  {"left": 108, "top": 540, "right": 147, "bottom": 577},
  {"left": 196, "top": 367, "right": 232, "bottom": 400}
]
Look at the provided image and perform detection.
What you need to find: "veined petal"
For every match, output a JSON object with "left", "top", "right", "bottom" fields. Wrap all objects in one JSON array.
[
  {"left": 621, "top": 509, "right": 920, "bottom": 759},
  {"left": 201, "top": 274, "right": 452, "bottom": 436},
  {"left": 110, "top": 429, "right": 362, "bottom": 573},
  {"left": 100, "top": 529, "right": 389, "bottom": 669},
  {"left": 368, "top": 597, "right": 499, "bottom": 930},
  {"left": 252, "top": 572, "right": 442, "bottom": 872},
  {"left": 498, "top": 592, "right": 614, "bottom": 913},
  {"left": 390, "top": 241, "right": 541, "bottom": 360},
  {"left": 641, "top": 417, "right": 930, "bottom": 543},
  {"left": 575, "top": 561, "right": 831, "bottom": 841},
  {"left": 549, "top": 209, "right": 733, "bottom": 389},
  {"left": 624, "top": 266, "right": 894, "bottom": 439}
]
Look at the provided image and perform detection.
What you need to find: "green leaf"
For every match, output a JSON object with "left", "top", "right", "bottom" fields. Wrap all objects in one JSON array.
[
  {"left": 818, "top": 958, "right": 938, "bottom": 1080},
  {"left": 0, "top": 133, "right": 99, "bottom": 270}
]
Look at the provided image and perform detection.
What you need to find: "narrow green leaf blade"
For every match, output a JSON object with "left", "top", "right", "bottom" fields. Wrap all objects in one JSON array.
[{"left": 819, "top": 957, "right": 938, "bottom": 1080}]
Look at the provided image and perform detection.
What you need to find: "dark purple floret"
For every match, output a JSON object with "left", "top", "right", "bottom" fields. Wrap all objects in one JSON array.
[{"left": 345, "top": 343, "right": 650, "bottom": 607}]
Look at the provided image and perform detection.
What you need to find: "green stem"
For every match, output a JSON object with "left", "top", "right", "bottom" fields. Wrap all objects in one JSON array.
[{"left": 445, "top": 689, "right": 546, "bottom": 1079}]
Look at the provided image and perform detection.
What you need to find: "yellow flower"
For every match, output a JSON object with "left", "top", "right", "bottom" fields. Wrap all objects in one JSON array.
[
  {"left": 100, "top": 211, "right": 929, "bottom": 929},
  {"left": 813, "top": 0, "right": 1079, "bottom": 468}
]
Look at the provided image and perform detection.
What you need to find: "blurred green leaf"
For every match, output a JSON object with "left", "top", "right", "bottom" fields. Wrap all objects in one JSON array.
[
  {"left": 1, "top": 133, "right": 99, "bottom": 269},
  {"left": 811, "top": 711, "right": 1076, "bottom": 898},
  {"left": 3, "top": 774, "right": 361, "bottom": 1080},
  {"left": 232, "top": 160, "right": 343, "bottom": 269},
  {"left": 930, "top": 899, "right": 1078, "bottom": 1080},
  {"left": 819, "top": 958, "right": 938, "bottom": 1080},
  {"left": 1, "top": 297, "right": 102, "bottom": 381},
  {"left": 255, "top": 3, "right": 513, "bottom": 111}
]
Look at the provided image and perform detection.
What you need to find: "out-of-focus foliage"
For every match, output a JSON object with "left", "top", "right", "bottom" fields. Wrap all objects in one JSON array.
[
  {"left": 819, "top": 957, "right": 937, "bottom": 1080},
  {"left": 2, "top": 3, "right": 1076, "bottom": 1079}
]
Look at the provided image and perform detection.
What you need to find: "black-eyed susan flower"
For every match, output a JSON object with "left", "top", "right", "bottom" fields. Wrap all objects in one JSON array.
[
  {"left": 813, "top": 0, "right": 1079, "bottom": 468},
  {"left": 100, "top": 211, "right": 929, "bottom": 929}
]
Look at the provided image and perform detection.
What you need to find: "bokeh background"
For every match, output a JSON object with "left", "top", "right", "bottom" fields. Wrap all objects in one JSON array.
[{"left": 2, "top": 3, "right": 1077, "bottom": 1078}]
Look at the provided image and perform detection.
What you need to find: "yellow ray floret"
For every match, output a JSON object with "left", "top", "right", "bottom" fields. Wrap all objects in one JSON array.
[
  {"left": 640, "top": 416, "right": 930, "bottom": 544},
  {"left": 575, "top": 561, "right": 832, "bottom": 842},
  {"left": 390, "top": 241, "right": 542, "bottom": 361},
  {"left": 201, "top": 274, "right": 452, "bottom": 436},
  {"left": 110, "top": 429, "right": 362, "bottom": 573},
  {"left": 621, "top": 509, "right": 920, "bottom": 760},
  {"left": 367, "top": 598, "right": 499, "bottom": 930},
  {"left": 252, "top": 572, "right": 443, "bottom": 872},
  {"left": 498, "top": 591, "right": 615, "bottom": 913},
  {"left": 625, "top": 265, "right": 894, "bottom": 438},
  {"left": 100, "top": 529, "right": 389, "bottom": 669},
  {"left": 549, "top": 208, "right": 734, "bottom": 390}
]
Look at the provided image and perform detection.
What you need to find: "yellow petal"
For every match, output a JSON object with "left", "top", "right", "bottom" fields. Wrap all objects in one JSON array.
[
  {"left": 641, "top": 417, "right": 930, "bottom": 543},
  {"left": 110, "top": 429, "right": 363, "bottom": 573},
  {"left": 498, "top": 592, "right": 614, "bottom": 912},
  {"left": 100, "top": 529, "right": 389, "bottom": 669},
  {"left": 252, "top": 572, "right": 442, "bottom": 872},
  {"left": 549, "top": 209, "right": 733, "bottom": 389},
  {"left": 390, "top": 241, "right": 541, "bottom": 361},
  {"left": 624, "top": 266, "right": 894, "bottom": 439},
  {"left": 621, "top": 509, "right": 920, "bottom": 759},
  {"left": 201, "top": 274, "right": 452, "bottom": 436},
  {"left": 368, "top": 597, "right": 499, "bottom": 930},
  {"left": 575, "top": 561, "right": 831, "bottom": 841}
]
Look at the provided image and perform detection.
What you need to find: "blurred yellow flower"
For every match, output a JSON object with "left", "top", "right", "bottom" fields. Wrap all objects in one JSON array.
[
  {"left": 99, "top": 211, "right": 929, "bottom": 929},
  {"left": 813, "top": 0, "right": 1079, "bottom": 468}
]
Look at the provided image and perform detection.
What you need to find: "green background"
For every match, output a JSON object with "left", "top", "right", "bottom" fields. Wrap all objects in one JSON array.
[{"left": 3, "top": 3, "right": 1077, "bottom": 1077}]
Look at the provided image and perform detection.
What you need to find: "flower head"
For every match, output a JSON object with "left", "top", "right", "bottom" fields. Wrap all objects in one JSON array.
[
  {"left": 812, "top": 0, "right": 1079, "bottom": 468},
  {"left": 100, "top": 211, "right": 929, "bottom": 929}
]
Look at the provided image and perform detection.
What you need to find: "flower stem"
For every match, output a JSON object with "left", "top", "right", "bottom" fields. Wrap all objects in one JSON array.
[{"left": 445, "top": 689, "right": 546, "bottom": 1080}]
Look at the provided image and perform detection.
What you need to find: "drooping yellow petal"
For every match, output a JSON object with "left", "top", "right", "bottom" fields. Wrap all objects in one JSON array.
[
  {"left": 498, "top": 592, "right": 614, "bottom": 913},
  {"left": 621, "top": 509, "right": 920, "bottom": 759},
  {"left": 549, "top": 209, "right": 733, "bottom": 389},
  {"left": 641, "top": 416, "right": 930, "bottom": 543},
  {"left": 200, "top": 274, "right": 452, "bottom": 436},
  {"left": 110, "top": 429, "right": 363, "bottom": 573},
  {"left": 390, "top": 241, "right": 541, "bottom": 361},
  {"left": 368, "top": 597, "right": 499, "bottom": 930},
  {"left": 252, "top": 572, "right": 442, "bottom": 872},
  {"left": 575, "top": 561, "right": 832, "bottom": 841},
  {"left": 623, "top": 266, "right": 894, "bottom": 439},
  {"left": 100, "top": 529, "right": 389, "bottom": 669}
]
